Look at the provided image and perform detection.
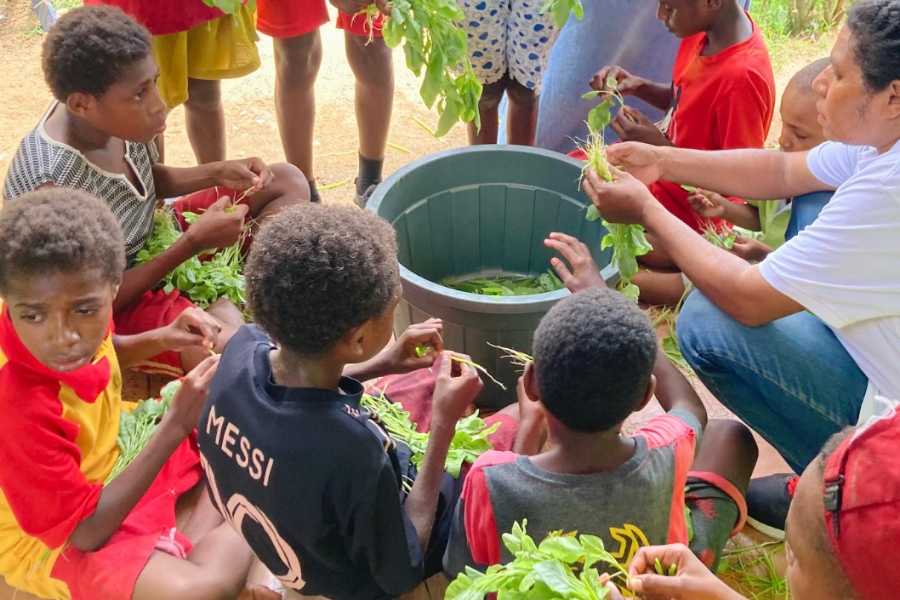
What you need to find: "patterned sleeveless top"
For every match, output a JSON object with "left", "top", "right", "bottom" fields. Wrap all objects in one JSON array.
[{"left": 3, "top": 104, "right": 159, "bottom": 263}]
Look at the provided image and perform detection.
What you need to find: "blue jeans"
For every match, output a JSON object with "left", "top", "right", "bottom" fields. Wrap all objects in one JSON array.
[
  {"left": 785, "top": 191, "right": 832, "bottom": 240},
  {"left": 677, "top": 292, "right": 868, "bottom": 472}
]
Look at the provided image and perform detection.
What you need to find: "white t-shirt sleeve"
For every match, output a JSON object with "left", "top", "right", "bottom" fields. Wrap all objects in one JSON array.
[
  {"left": 806, "top": 141, "right": 862, "bottom": 188},
  {"left": 761, "top": 145, "right": 900, "bottom": 329}
]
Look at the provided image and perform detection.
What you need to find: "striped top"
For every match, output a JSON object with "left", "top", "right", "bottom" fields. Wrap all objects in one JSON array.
[{"left": 3, "top": 104, "right": 159, "bottom": 263}]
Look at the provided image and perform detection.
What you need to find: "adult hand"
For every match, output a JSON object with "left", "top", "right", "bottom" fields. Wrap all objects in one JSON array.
[
  {"left": 688, "top": 190, "right": 727, "bottom": 219},
  {"left": 166, "top": 355, "right": 220, "bottom": 437},
  {"left": 626, "top": 544, "right": 744, "bottom": 600},
  {"left": 544, "top": 232, "right": 605, "bottom": 293},
  {"left": 215, "top": 157, "right": 273, "bottom": 193},
  {"left": 184, "top": 196, "right": 249, "bottom": 253},
  {"left": 611, "top": 106, "right": 671, "bottom": 146},
  {"left": 730, "top": 236, "right": 772, "bottom": 263},
  {"left": 431, "top": 352, "right": 483, "bottom": 428},
  {"left": 161, "top": 307, "right": 222, "bottom": 352},
  {"left": 606, "top": 142, "right": 666, "bottom": 185},
  {"left": 590, "top": 65, "right": 645, "bottom": 96},
  {"left": 582, "top": 167, "right": 657, "bottom": 226},
  {"left": 379, "top": 318, "right": 444, "bottom": 374}
]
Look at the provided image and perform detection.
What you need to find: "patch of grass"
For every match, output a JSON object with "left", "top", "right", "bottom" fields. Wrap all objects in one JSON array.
[{"left": 719, "top": 541, "right": 791, "bottom": 600}]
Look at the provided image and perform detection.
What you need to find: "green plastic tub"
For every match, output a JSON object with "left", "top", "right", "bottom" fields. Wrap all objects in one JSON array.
[{"left": 368, "top": 145, "right": 617, "bottom": 409}]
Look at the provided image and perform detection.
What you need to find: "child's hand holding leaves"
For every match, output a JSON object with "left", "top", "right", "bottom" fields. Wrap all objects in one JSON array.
[
  {"left": 381, "top": 318, "right": 444, "bottom": 374},
  {"left": 185, "top": 197, "right": 249, "bottom": 253},
  {"left": 582, "top": 166, "right": 657, "bottom": 227},
  {"left": 612, "top": 106, "right": 671, "bottom": 147},
  {"left": 590, "top": 65, "right": 645, "bottom": 96},
  {"left": 627, "top": 544, "right": 743, "bottom": 600},
  {"left": 161, "top": 307, "right": 222, "bottom": 353},
  {"left": 214, "top": 157, "right": 273, "bottom": 192},
  {"left": 544, "top": 232, "right": 605, "bottom": 293},
  {"left": 165, "top": 355, "right": 220, "bottom": 438},
  {"left": 431, "top": 352, "right": 483, "bottom": 429}
]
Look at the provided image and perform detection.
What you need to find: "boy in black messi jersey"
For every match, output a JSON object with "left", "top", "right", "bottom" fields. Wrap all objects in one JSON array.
[{"left": 197, "top": 204, "right": 491, "bottom": 599}]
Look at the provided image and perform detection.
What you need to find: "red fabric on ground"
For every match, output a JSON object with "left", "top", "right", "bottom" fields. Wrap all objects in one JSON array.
[
  {"left": 257, "top": 0, "right": 382, "bottom": 38},
  {"left": 50, "top": 438, "right": 202, "bottom": 600}
]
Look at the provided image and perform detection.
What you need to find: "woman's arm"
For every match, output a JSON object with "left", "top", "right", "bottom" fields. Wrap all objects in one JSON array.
[
  {"left": 68, "top": 357, "right": 218, "bottom": 552},
  {"left": 583, "top": 170, "right": 804, "bottom": 326},
  {"left": 608, "top": 143, "right": 831, "bottom": 200}
]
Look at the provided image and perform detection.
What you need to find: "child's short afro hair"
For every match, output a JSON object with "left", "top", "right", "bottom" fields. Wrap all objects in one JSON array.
[
  {"left": 0, "top": 187, "right": 126, "bottom": 294},
  {"left": 532, "top": 287, "right": 657, "bottom": 433},
  {"left": 42, "top": 5, "right": 151, "bottom": 101},
  {"left": 246, "top": 204, "right": 400, "bottom": 355}
]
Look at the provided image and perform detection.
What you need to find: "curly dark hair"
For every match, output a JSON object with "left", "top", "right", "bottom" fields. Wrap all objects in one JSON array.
[
  {"left": 246, "top": 204, "right": 400, "bottom": 355},
  {"left": 532, "top": 287, "right": 657, "bottom": 433},
  {"left": 0, "top": 188, "right": 126, "bottom": 293},
  {"left": 42, "top": 5, "right": 151, "bottom": 101},
  {"left": 846, "top": 0, "right": 900, "bottom": 92}
]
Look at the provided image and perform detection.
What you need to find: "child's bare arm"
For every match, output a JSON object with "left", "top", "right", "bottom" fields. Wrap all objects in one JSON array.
[
  {"left": 591, "top": 66, "right": 674, "bottom": 112},
  {"left": 689, "top": 190, "right": 761, "bottom": 231},
  {"left": 68, "top": 356, "right": 218, "bottom": 552},
  {"left": 152, "top": 158, "right": 273, "bottom": 200},
  {"left": 404, "top": 354, "right": 482, "bottom": 550},
  {"left": 113, "top": 308, "right": 220, "bottom": 368},
  {"left": 115, "top": 199, "right": 249, "bottom": 311},
  {"left": 652, "top": 348, "right": 707, "bottom": 430}
]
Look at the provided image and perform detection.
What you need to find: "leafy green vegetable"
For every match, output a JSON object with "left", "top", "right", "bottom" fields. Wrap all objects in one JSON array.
[
  {"left": 360, "top": 390, "right": 500, "bottom": 479},
  {"left": 359, "top": 0, "right": 482, "bottom": 136},
  {"left": 107, "top": 380, "right": 181, "bottom": 483},
  {"left": 446, "top": 520, "right": 632, "bottom": 599},
  {"left": 442, "top": 271, "right": 564, "bottom": 296},
  {"left": 581, "top": 82, "right": 653, "bottom": 302},
  {"left": 540, "top": 0, "right": 585, "bottom": 28},
  {"left": 702, "top": 222, "right": 737, "bottom": 250},
  {"left": 135, "top": 209, "right": 246, "bottom": 309}
]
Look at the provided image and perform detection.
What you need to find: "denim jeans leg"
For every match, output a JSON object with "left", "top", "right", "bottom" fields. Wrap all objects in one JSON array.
[
  {"left": 677, "top": 291, "right": 868, "bottom": 472},
  {"left": 785, "top": 191, "right": 832, "bottom": 240}
]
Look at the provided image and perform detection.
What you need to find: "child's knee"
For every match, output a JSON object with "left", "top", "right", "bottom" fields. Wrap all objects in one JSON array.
[
  {"left": 346, "top": 37, "right": 393, "bottom": 86},
  {"left": 275, "top": 34, "right": 323, "bottom": 85},
  {"left": 707, "top": 419, "right": 759, "bottom": 463},
  {"left": 506, "top": 80, "right": 537, "bottom": 107},
  {"left": 269, "top": 162, "right": 311, "bottom": 203},
  {"left": 186, "top": 79, "right": 222, "bottom": 111},
  {"left": 478, "top": 82, "right": 505, "bottom": 111}
]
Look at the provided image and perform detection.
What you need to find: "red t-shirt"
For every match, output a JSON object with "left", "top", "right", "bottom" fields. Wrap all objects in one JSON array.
[
  {"left": 85, "top": 0, "right": 228, "bottom": 36},
  {"left": 651, "top": 17, "right": 775, "bottom": 232}
]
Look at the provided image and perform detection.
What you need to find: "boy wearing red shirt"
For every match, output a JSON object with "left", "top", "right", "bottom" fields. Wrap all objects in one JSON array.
[{"left": 590, "top": 0, "right": 775, "bottom": 233}]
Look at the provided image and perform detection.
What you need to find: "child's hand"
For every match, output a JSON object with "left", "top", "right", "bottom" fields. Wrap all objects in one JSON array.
[
  {"left": 167, "top": 355, "right": 219, "bottom": 437},
  {"left": 590, "top": 65, "right": 644, "bottom": 96},
  {"left": 688, "top": 189, "right": 727, "bottom": 218},
  {"left": 612, "top": 106, "right": 671, "bottom": 146},
  {"left": 606, "top": 142, "right": 664, "bottom": 185},
  {"left": 730, "top": 236, "right": 772, "bottom": 263},
  {"left": 185, "top": 196, "right": 249, "bottom": 252},
  {"left": 431, "top": 352, "right": 483, "bottom": 429},
  {"left": 215, "top": 157, "right": 274, "bottom": 193},
  {"left": 381, "top": 318, "right": 444, "bottom": 374},
  {"left": 544, "top": 232, "right": 605, "bottom": 293},
  {"left": 162, "top": 308, "right": 222, "bottom": 352},
  {"left": 627, "top": 544, "right": 742, "bottom": 600}
]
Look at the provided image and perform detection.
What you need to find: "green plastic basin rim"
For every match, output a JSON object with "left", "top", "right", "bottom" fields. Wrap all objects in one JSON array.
[{"left": 367, "top": 145, "right": 619, "bottom": 314}]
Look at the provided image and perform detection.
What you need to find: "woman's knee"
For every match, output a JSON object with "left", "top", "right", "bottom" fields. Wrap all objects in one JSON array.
[{"left": 676, "top": 291, "right": 721, "bottom": 362}]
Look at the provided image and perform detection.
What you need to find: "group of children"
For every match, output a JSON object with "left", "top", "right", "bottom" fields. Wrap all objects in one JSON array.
[{"left": 0, "top": 1, "right": 896, "bottom": 600}]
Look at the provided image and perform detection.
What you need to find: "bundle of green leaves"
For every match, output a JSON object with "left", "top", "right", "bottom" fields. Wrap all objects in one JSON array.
[
  {"left": 446, "top": 521, "right": 632, "bottom": 599},
  {"left": 541, "top": 0, "right": 585, "bottom": 28},
  {"left": 354, "top": 0, "right": 482, "bottom": 136},
  {"left": 442, "top": 271, "right": 564, "bottom": 296},
  {"left": 106, "top": 380, "right": 181, "bottom": 483},
  {"left": 360, "top": 390, "right": 500, "bottom": 478},
  {"left": 581, "top": 81, "right": 653, "bottom": 302},
  {"left": 135, "top": 209, "right": 246, "bottom": 309}
]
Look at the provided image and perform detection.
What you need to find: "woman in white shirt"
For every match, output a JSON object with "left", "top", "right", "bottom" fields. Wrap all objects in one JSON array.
[{"left": 581, "top": 0, "right": 900, "bottom": 536}]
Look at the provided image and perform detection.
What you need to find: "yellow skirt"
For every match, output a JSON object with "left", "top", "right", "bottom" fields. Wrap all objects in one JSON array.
[{"left": 152, "top": 5, "right": 260, "bottom": 109}]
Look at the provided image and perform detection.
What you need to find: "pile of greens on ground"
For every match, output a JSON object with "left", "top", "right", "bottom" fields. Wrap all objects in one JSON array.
[
  {"left": 360, "top": 389, "right": 500, "bottom": 479},
  {"left": 447, "top": 520, "right": 678, "bottom": 599},
  {"left": 580, "top": 80, "right": 653, "bottom": 302},
  {"left": 442, "top": 272, "right": 564, "bottom": 296},
  {"left": 106, "top": 380, "right": 181, "bottom": 483},
  {"left": 135, "top": 209, "right": 246, "bottom": 309}
]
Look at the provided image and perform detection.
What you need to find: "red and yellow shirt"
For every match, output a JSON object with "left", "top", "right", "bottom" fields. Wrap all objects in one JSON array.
[{"left": 0, "top": 309, "right": 121, "bottom": 599}]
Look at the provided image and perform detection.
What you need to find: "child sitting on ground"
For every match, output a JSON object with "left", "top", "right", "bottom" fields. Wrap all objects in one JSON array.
[
  {"left": 0, "top": 188, "right": 270, "bottom": 600},
  {"left": 589, "top": 0, "right": 775, "bottom": 235},
  {"left": 197, "top": 204, "right": 519, "bottom": 598},
  {"left": 615, "top": 405, "right": 900, "bottom": 600},
  {"left": 635, "top": 58, "right": 831, "bottom": 305},
  {"left": 444, "top": 287, "right": 759, "bottom": 575},
  {"left": 3, "top": 6, "right": 308, "bottom": 378}
]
